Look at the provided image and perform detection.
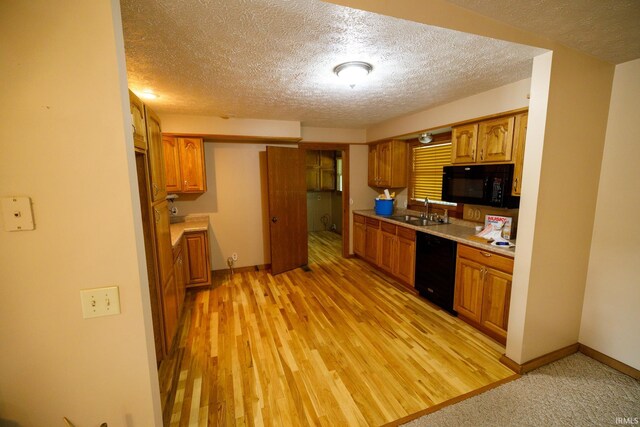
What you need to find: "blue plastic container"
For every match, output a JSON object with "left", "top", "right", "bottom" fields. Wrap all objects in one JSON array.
[{"left": 374, "top": 198, "right": 394, "bottom": 216}]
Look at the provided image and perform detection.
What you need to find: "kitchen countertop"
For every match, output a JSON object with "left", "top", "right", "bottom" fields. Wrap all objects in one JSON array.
[
  {"left": 169, "top": 215, "right": 209, "bottom": 247},
  {"left": 354, "top": 210, "right": 516, "bottom": 258}
]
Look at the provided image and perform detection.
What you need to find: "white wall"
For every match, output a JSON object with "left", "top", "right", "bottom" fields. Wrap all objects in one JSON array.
[
  {"left": 579, "top": 59, "right": 640, "bottom": 370},
  {"left": 301, "top": 126, "right": 366, "bottom": 143},
  {"left": 172, "top": 143, "right": 271, "bottom": 269},
  {"left": 161, "top": 114, "right": 301, "bottom": 139},
  {"left": 0, "top": 1, "right": 160, "bottom": 425},
  {"left": 367, "top": 78, "right": 531, "bottom": 141}
]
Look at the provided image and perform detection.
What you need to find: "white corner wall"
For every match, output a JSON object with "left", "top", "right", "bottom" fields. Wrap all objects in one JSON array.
[
  {"left": 579, "top": 58, "right": 640, "bottom": 370},
  {"left": 0, "top": 0, "right": 160, "bottom": 425}
]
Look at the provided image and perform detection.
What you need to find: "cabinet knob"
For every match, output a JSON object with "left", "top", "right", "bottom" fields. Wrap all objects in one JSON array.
[
  {"left": 271, "top": 216, "right": 278, "bottom": 223},
  {"left": 480, "top": 149, "right": 484, "bottom": 161}
]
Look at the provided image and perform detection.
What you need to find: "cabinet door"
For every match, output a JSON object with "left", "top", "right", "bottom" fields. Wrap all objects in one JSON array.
[
  {"left": 146, "top": 107, "right": 167, "bottom": 202},
  {"left": 129, "top": 90, "right": 147, "bottom": 150},
  {"left": 153, "top": 201, "right": 173, "bottom": 284},
  {"left": 454, "top": 257, "right": 484, "bottom": 322},
  {"left": 174, "top": 244, "right": 186, "bottom": 316},
  {"left": 368, "top": 145, "right": 378, "bottom": 187},
  {"left": 364, "top": 221, "right": 380, "bottom": 264},
  {"left": 178, "top": 137, "right": 206, "bottom": 193},
  {"left": 377, "top": 141, "right": 392, "bottom": 186},
  {"left": 481, "top": 267, "right": 512, "bottom": 340},
  {"left": 451, "top": 123, "right": 478, "bottom": 164},
  {"left": 511, "top": 113, "right": 528, "bottom": 196},
  {"left": 162, "top": 272, "right": 179, "bottom": 351},
  {"left": 353, "top": 217, "right": 366, "bottom": 256},
  {"left": 379, "top": 231, "right": 396, "bottom": 273},
  {"left": 478, "top": 116, "right": 515, "bottom": 163},
  {"left": 320, "top": 169, "right": 335, "bottom": 190},
  {"left": 185, "top": 231, "right": 211, "bottom": 286},
  {"left": 163, "top": 135, "right": 182, "bottom": 193},
  {"left": 395, "top": 226, "right": 416, "bottom": 286}
]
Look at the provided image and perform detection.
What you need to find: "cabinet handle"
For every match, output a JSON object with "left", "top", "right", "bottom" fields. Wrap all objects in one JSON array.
[
  {"left": 514, "top": 177, "right": 519, "bottom": 192},
  {"left": 480, "top": 148, "right": 484, "bottom": 161},
  {"left": 481, "top": 267, "right": 487, "bottom": 281},
  {"left": 132, "top": 123, "right": 136, "bottom": 134},
  {"left": 480, "top": 251, "right": 492, "bottom": 257},
  {"left": 471, "top": 148, "right": 475, "bottom": 161}
]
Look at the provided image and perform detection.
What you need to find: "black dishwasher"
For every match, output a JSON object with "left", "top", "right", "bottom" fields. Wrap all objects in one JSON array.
[{"left": 415, "top": 233, "right": 458, "bottom": 314}]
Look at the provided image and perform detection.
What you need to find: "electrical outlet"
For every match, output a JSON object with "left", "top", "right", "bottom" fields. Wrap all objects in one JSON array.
[
  {"left": 80, "top": 286, "right": 120, "bottom": 318},
  {"left": 232, "top": 252, "right": 238, "bottom": 261}
]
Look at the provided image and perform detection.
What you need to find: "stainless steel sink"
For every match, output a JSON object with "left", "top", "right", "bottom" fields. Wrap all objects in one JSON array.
[{"left": 389, "top": 215, "right": 440, "bottom": 226}]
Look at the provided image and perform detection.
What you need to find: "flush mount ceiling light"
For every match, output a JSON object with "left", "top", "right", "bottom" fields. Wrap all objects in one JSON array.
[
  {"left": 333, "top": 61, "right": 373, "bottom": 88},
  {"left": 418, "top": 133, "right": 433, "bottom": 144},
  {"left": 139, "top": 90, "right": 158, "bottom": 100}
]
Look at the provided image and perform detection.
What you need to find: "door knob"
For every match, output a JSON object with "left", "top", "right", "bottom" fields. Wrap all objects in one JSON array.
[{"left": 271, "top": 216, "right": 278, "bottom": 223}]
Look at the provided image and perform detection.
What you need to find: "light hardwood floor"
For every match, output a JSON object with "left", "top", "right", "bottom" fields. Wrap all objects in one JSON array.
[{"left": 159, "top": 231, "right": 515, "bottom": 426}]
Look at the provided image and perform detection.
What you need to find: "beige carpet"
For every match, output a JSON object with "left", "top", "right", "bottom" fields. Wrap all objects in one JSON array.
[{"left": 404, "top": 353, "right": 640, "bottom": 426}]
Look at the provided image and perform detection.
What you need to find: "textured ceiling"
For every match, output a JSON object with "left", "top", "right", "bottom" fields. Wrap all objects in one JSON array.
[
  {"left": 121, "top": 0, "right": 544, "bottom": 128},
  {"left": 447, "top": 0, "right": 640, "bottom": 65}
]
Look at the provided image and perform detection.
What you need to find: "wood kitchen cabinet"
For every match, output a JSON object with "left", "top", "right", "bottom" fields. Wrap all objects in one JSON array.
[
  {"left": 454, "top": 244, "right": 513, "bottom": 344},
  {"left": 451, "top": 115, "right": 516, "bottom": 165},
  {"left": 511, "top": 113, "right": 528, "bottom": 196},
  {"left": 146, "top": 107, "right": 167, "bottom": 203},
  {"left": 353, "top": 214, "right": 366, "bottom": 256},
  {"left": 184, "top": 230, "right": 212, "bottom": 287},
  {"left": 477, "top": 116, "right": 515, "bottom": 163},
  {"left": 353, "top": 214, "right": 416, "bottom": 288},
  {"left": 395, "top": 226, "right": 416, "bottom": 286},
  {"left": 451, "top": 123, "right": 478, "bottom": 164},
  {"left": 162, "top": 136, "right": 207, "bottom": 193},
  {"left": 305, "top": 150, "right": 335, "bottom": 191},
  {"left": 161, "top": 271, "right": 179, "bottom": 352},
  {"left": 129, "top": 90, "right": 147, "bottom": 150},
  {"left": 153, "top": 201, "right": 173, "bottom": 284},
  {"left": 368, "top": 140, "right": 407, "bottom": 188},
  {"left": 173, "top": 237, "right": 187, "bottom": 316},
  {"left": 364, "top": 217, "right": 380, "bottom": 264}
]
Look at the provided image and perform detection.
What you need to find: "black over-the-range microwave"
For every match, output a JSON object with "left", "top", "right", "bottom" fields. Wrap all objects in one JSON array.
[{"left": 441, "top": 164, "right": 520, "bottom": 208}]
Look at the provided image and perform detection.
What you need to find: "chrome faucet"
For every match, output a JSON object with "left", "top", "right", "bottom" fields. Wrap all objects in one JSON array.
[{"left": 423, "top": 197, "right": 430, "bottom": 219}]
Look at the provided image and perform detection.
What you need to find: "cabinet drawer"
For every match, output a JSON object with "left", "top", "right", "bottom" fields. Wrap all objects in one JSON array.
[
  {"left": 365, "top": 217, "right": 380, "bottom": 228},
  {"left": 397, "top": 226, "right": 416, "bottom": 241},
  {"left": 354, "top": 214, "right": 365, "bottom": 224},
  {"left": 380, "top": 221, "right": 397, "bottom": 234},
  {"left": 458, "top": 244, "right": 513, "bottom": 274}
]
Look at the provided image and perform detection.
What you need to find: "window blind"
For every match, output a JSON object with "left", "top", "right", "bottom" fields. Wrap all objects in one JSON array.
[{"left": 410, "top": 142, "right": 452, "bottom": 201}]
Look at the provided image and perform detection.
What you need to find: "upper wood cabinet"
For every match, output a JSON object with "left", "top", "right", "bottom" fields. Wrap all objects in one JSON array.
[
  {"left": 145, "top": 107, "right": 167, "bottom": 203},
  {"left": 451, "top": 115, "right": 517, "bottom": 165},
  {"left": 477, "top": 116, "right": 515, "bottom": 163},
  {"left": 511, "top": 113, "right": 528, "bottom": 196},
  {"left": 129, "top": 90, "right": 147, "bottom": 150},
  {"left": 162, "top": 136, "right": 207, "bottom": 193},
  {"left": 451, "top": 123, "right": 478, "bottom": 164},
  {"left": 368, "top": 140, "right": 407, "bottom": 188},
  {"left": 454, "top": 244, "right": 513, "bottom": 344},
  {"left": 305, "top": 150, "right": 335, "bottom": 191},
  {"left": 163, "top": 136, "right": 182, "bottom": 193}
]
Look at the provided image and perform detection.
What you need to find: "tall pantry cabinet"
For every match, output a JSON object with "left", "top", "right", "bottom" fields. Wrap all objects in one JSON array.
[{"left": 129, "top": 90, "right": 179, "bottom": 365}]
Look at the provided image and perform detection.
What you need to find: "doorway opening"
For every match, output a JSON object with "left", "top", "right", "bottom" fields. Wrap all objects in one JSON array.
[{"left": 300, "top": 143, "right": 350, "bottom": 260}]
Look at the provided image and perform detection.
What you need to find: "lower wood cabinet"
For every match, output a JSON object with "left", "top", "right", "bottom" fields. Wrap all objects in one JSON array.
[
  {"left": 454, "top": 244, "right": 513, "bottom": 344},
  {"left": 353, "top": 214, "right": 416, "bottom": 288},
  {"left": 353, "top": 215, "right": 366, "bottom": 256},
  {"left": 184, "top": 230, "right": 212, "bottom": 287},
  {"left": 161, "top": 272, "right": 179, "bottom": 352},
  {"left": 173, "top": 237, "right": 187, "bottom": 316}
]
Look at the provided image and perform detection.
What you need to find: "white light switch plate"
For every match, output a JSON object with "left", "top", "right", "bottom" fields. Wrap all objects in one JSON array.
[
  {"left": 80, "top": 286, "right": 121, "bottom": 318},
  {"left": 1, "top": 196, "right": 34, "bottom": 231}
]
